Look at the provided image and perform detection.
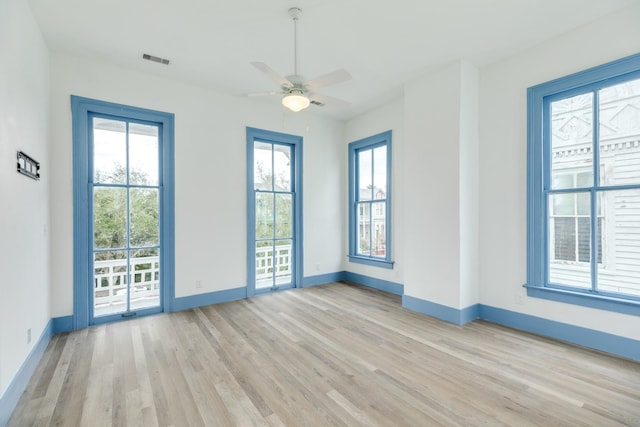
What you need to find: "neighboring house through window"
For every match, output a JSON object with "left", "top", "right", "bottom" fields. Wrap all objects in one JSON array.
[
  {"left": 549, "top": 170, "right": 604, "bottom": 263},
  {"left": 348, "top": 130, "right": 393, "bottom": 268},
  {"left": 527, "top": 53, "right": 640, "bottom": 314}
]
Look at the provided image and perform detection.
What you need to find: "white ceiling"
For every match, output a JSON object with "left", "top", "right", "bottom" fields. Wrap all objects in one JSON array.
[{"left": 28, "top": 0, "right": 639, "bottom": 120}]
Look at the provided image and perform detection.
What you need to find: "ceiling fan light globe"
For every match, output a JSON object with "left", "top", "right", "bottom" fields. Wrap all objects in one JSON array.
[{"left": 282, "top": 93, "right": 310, "bottom": 112}]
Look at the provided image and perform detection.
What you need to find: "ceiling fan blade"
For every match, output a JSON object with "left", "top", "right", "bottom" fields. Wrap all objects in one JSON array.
[
  {"left": 305, "top": 69, "right": 352, "bottom": 91},
  {"left": 240, "top": 90, "right": 283, "bottom": 97},
  {"left": 308, "top": 92, "right": 351, "bottom": 108},
  {"left": 251, "top": 62, "right": 293, "bottom": 88}
]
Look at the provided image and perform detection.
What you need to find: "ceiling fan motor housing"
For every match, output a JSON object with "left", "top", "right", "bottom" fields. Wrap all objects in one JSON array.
[{"left": 288, "top": 7, "right": 302, "bottom": 20}]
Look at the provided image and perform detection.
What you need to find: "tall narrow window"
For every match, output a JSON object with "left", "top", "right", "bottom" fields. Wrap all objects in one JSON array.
[
  {"left": 72, "top": 96, "right": 175, "bottom": 329},
  {"left": 246, "top": 127, "right": 303, "bottom": 296},
  {"left": 91, "top": 118, "right": 162, "bottom": 319},
  {"left": 527, "top": 53, "right": 640, "bottom": 315},
  {"left": 348, "top": 131, "right": 393, "bottom": 268}
]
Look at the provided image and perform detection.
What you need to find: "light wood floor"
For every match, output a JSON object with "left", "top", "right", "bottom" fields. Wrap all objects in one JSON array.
[{"left": 8, "top": 282, "right": 640, "bottom": 426}]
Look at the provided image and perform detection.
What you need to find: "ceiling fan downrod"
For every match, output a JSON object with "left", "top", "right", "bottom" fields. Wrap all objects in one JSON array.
[{"left": 288, "top": 7, "right": 302, "bottom": 77}]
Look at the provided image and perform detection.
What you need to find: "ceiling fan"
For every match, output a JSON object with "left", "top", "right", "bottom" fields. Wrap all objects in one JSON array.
[{"left": 244, "top": 7, "right": 352, "bottom": 112}]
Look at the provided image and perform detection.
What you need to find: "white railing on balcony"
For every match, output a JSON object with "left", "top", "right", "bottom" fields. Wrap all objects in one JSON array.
[
  {"left": 93, "top": 245, "right": 294, "bottom": 314},
  {"left": 256, "top": 244, "right": 292, "bottom": 287},
  {"left": 93, "top": 256, "right": 160, "bottom": 316}
]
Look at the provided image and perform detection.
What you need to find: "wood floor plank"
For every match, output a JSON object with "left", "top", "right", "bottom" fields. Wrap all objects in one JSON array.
[
  {"left": 48, "top": 327, "right": 95, "bottom": 426},
  {"left": 32, "top": 333, "right": 78, "bottom": 426},
  {"left": 8, "top": 334, "right": 60, "bottom": 424},
  {"left": 129, "top": 321, "right": 158, "bottom": 424},
  {"left": 8, "top": 282, "right": 640, "bottom": 426}
]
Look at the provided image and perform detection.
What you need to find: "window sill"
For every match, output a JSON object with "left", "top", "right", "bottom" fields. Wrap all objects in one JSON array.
[
  {"left": 524, "top": 284, "right": 640, "bottom": 317},
  {"left": 348, "top": 255, "right": 394, "bottom": 270}
]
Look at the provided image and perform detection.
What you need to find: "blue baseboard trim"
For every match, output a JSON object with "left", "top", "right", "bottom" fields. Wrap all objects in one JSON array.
[
  {"left": 479, "top": 305, "right": 640, "bottom": 362},
  {"left": 52, "top": 315, "right": 74, "bottom": 334},
  {"left": 402, "top": 295, "right": 479, "bottom": 325},
  {"left": 0, "top": 319, "right": 53, "bottom": 426},
  {"left": 173, "top": 287, "right": 247, "bottom": 312},
  {"left": 302, "top": 272, "right": 344, "bottom": 287},
  {"left": 399, "top": 295, "right": 639, "bottom": 361},
  {"left": 341, "top": 271, "right": 404, "bottom": 295}
]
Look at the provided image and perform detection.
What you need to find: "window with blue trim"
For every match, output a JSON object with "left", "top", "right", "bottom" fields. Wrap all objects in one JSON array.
[
  {"left": 348, "top": 131, "right": 393, "bottom": 269},
  {"left": 71, "top": 96, "right": 175, "bottom": 329},
  {"left": 527, "top": 53, "right": 640, "bottom": 315}
]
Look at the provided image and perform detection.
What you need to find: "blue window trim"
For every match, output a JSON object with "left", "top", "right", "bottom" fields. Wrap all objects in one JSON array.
[
  {"left": 71, "top": 96, "right": 175, "bottom": 330},
  {"left": 246, "top": 127, "right": 303, "bottom": 297},
  {"left": 348, "top": 130, "right": 394, "bottom": 269},
  {"left": 526, "top": 53, "right": 640, "bottom": 316}
]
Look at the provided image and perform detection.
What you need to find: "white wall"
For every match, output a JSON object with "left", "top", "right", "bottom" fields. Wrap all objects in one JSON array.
[
  {"left": 343, "top": 98, "right": 404, "bottom": 285},
  {"left": 479, "top": 3, "right": 640, "bottom": 340},
  {"left": 0, "top": 0, "right": 50, "bottom": 398},
  {"left": 403, "top": 61, "right": 481, "bottom": 309},
  {"left": 403, "top": 62, "right": 460, "bottom": 307},
  {"left": 49, "top": 53, "right": 345, "bottom": 316}
]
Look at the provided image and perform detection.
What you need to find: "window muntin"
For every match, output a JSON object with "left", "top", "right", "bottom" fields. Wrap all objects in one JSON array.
[
  {"left": 348, "top": 131, "right": 393, "bottom": 268},
  {"left": 528, "top": 54, "right": 640, "bottom": 312}
]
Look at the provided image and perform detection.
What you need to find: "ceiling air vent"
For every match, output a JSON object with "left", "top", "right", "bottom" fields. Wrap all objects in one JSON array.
[{"left": 142, "top": 53, "right": 170, "bottom": 65}]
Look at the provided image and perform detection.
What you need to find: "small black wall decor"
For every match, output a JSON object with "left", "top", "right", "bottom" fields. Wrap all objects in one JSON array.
[{"left": 17, "top": 151, "right": 40, "bottom": 180}]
